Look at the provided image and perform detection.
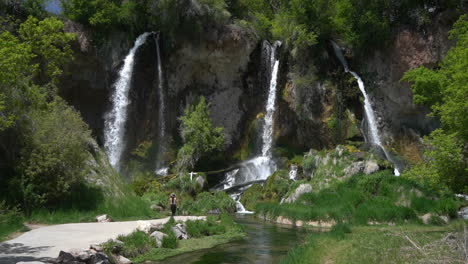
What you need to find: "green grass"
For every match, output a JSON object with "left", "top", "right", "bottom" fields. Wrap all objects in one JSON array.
[
  {"left": 0, "top": 202, "right": 28, "bottom": 242},
  {"left": 28, "top": 195, "right": 160, "bottom": 224},
  {"left": 133, "top": 232, "right": 245, "bottom": 262},
  {"left": 256, "top": 170, "right": 460, "bottom": 225},
  {"left": 280, "top": 221, "right": 468, "bottom": 264},
  {"left": 112, "top": 214, "right": 246, "bottom": 263}
]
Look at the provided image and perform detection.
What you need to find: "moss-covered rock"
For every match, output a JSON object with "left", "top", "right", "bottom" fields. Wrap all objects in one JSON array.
[{"left": 240, "top": 184, "right": 263, "bottom": 211}]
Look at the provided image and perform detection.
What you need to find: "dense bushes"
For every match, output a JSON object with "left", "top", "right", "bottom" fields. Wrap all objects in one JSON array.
[{"left": 176, "top": 97, "right": 225, "bottom": 172}]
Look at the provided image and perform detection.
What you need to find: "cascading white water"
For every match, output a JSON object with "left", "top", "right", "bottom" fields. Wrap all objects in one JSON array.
[
  {"left": 230, "top": 193, "right": 253, "bottom": 214},
  {"left": 221, "top": 41, "right": 281, "bottom": 210},
  {"left": 104, "top": 32, "right": 151, "bottom": 169},
  {"left": 289, "top": 164, "right": 298, "bottom": 180},
  {"left": 154, "top": 33, "right": 169, "bottom": 175},
  {"left": 262, "top": 59, "right": 280, "bottom": 157},
  {"left": 331, "top": 41, "right": 401, "bottom": 176}
]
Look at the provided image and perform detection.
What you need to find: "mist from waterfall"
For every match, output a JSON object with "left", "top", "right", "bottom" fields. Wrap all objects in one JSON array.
[
  {"left": 154, "top": 33, "right": 169, "bottom": 175},
  {"left": 104, "top": 32, "right": 150, "bottom": 169},
  {"left": 331, "top": 41, "right": 401, "bottom": 176}
]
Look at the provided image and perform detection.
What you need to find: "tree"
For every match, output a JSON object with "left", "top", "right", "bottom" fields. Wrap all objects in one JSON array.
[
  {"left": 19, "top": 99, "right": 92, "bottom": 210},
  {"left": 402, "top": 15, "right": 468, "bottom": 193},
  {"left": 176, "top": 97, "right": 225, "bottom": 172}
]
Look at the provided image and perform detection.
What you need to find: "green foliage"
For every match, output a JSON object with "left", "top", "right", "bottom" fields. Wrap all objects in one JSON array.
[
  {"left": 117, "top": 230, "right": 157, "bottom": 258},
  {"left": 302, "top": 155, "right": 316, "bottom": 171},
  {"left": 19, "top": 16, "right": 75, "bottom": 83},
  {"left": 402, "top": 15, "right": 468, "bottom": 193},
  {"left": 176, "top": 97, "right": 225, "bottom": 172},
  {"left": 256, "top": 171, "right": 459, "bottom": 224},
  {"left": 162, "top": 231, "right": 178, "bottom": 249},
  {"left": 181, "top": 191, "right": 236, "bottom": 215},
  {"left": 131, "top": 172, "right": 162, "bottom": 196},
  {"left": 186, "top": 217, "right": 226, "bottom": 238},
  {"left": 0, "top": 201, "right": 26, "bottom": 241},
  {"left": 19, "top": 99, "right": 91, "bottom": 210},
  {"left": 330, "top": 222, "right": 352, "bottom": 239}
]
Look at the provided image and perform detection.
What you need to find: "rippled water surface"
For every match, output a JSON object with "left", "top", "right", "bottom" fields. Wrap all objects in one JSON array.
[{"left": 152, "top": 215, "right": 306, "bottom": 264}]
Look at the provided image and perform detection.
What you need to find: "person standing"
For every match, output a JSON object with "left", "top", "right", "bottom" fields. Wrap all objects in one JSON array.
[{"left": 170, "top": 193, "right": 177, "bottom": 217}]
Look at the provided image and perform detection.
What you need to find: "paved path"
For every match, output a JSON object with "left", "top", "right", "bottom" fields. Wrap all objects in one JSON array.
[{"left": 0, "top": 216, "right": 205, "bottom": 264}]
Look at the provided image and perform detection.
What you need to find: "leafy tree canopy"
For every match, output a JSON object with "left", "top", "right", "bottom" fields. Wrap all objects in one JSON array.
[
  {"left": 176, "top": 97, "right": 225, "bottom": 172},
  {"left": 402, "top": 15, "right": 468, "bottom": 193}
]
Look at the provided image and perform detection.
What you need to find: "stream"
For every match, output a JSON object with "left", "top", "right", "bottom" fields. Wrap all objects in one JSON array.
[{"left": 152, "top": 214, "right": 306, "bottom": 264}]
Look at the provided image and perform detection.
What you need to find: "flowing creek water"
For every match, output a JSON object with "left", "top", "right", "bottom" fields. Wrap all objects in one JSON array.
[{"left": 151, "top": 215, "right": 306, "bottom": 264}]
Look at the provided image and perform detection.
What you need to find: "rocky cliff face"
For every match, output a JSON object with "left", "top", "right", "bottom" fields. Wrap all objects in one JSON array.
[
  {"left": 59, "top": 8, "right": 456, "bottom": 171},
  {"left": 361, "top": 10, "right": 457, "bottom": 142}
]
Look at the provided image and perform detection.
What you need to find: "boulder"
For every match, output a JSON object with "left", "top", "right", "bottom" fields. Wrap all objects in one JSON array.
[
  {"left": 172, "top": 223, "right": 189, "bottom": 240},
  {"left": 90, "top": 244, "right": 103, "bottom": 252},
  {"left": 136, "top": 220, "right": 152, "bottom": 233},
  {"left": 89, "top": 252, "right": 111, "bottom": 264},
  {"left": 364, "top": 160, "right": 379, "bottom": 175},
  {"left": 57, "top": 251, "right": 75, "bottom": 263},
  {"left": 150, "top": 231, "right": 168, "bottom": 248},
  {"left": 109, "top": 239, "right": 124, "bottom": 253},
  {"left": 115, "top": 255, "right": 132, "bottom": 264},
  {"left": 458, "top": 206, "right": 468, "bottom": 220},
  {"left": 17, "top": 262, "right": 47, "bottom": 264},
  {"left": 420, "top": 213, "right": 433, "bottom": 224},
  {"left": 56, "top": 249, "right": 111, "bottom": 264},
  {"left": 282, "top": 184, "right": 313, "bottom": 204},
  {"left": 96, "top": 214, "right": 112, "bottom": 223},
  {"left": 195, "top": 176, "right": 206, "bottom": 189},
  {"left": 344, "top": 161, "right": 365, "bottom": 177}
]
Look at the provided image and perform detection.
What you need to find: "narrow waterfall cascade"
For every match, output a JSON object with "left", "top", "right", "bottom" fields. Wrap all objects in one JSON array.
[
  {"left": 221, "top": 41, "right": 281, "bottom": 192},
  {"left": 331, "top": 41, "right": 401, "bottom": 176},
  {"left": 289, "top": 165, "right": 298, "bottom": 181},
  {"left": 230, "top": 193, "right": 254, "bottom": 214},
  {"left": 154, "top": 33, "right": 169, "bottom": 175},
  {"left": 104, "top": 32, "right": 151, "bottom": 169}
]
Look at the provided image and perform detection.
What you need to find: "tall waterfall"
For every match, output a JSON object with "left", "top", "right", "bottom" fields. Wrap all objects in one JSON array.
[
  {"left": 331, "top": 41, "right": 401, "bottom": 176},
  {"left": 262, "top": 59, "right": 280, "bottom": 157},
  {"left": 104, "top": 32, "right": 151, "bottom": 169},
  {"left": 220, "top": 41, "right": 281, "bottom": 200},
  {"left": 154, "top": 33, "right": 169, "bottom": 175}
]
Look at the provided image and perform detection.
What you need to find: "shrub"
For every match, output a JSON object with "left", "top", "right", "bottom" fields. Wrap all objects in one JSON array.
[
  {"left": 186, "top": 218, "right": 226, "bottom": 238},
  {"left": 181, "top": 191, "right": 236, "bottom": 215},
  {"left": 302, "top": 156, "right": 316, "bottom": 171},
  {"left": 117, "top": 230, "right": 156, "bottom": 258},
  {"left": 161, "top": 231, "right": 178, "bottom": 249}
]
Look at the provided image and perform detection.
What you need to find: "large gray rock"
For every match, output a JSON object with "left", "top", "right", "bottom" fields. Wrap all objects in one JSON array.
[
  {"left": 195, "top": 176, "right": 206, "bottom": 189},
  {"left": 172, "top": 223, "right": 189, "bottom": 240},
  {"left": 458, "top": 207, "right": 468, "bottom": 220},
  {"left": 364, "top": 160, "right": 379, "bottom": 175},
  {"left": 283, "top": 184, "right": 313, "bottom": 204},
  {"left": 150, "top": 231, "right": 168, "bottom": 248},
  {"left": 96, "top": 214, "right": 112, "bottom": 223},
  {"left": 344, "top": 161, "right": 365, "bottom": 177},
  {"left": 115, "top": 255, "right": 132, "bottom": 264}
]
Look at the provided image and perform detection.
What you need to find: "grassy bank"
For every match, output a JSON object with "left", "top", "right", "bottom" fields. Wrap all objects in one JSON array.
[
  {"left": 103, "top": 214, "right": 246, "bottom": 263},
  {"left": 256, "top": 171, "right": 459, "bottom": 225},
  {"left": 281, "top": 221, "right": 468, "bottom": 264}
]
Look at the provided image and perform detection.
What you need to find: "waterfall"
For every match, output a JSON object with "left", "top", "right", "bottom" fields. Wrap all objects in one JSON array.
[
  {"left": 289, "top": 164, "right": 298, "bottom": 180},
  {"left": 331, "top": 41, "right": 401, "bottom": 176},
  {"left": 261, "top": 59, "right": 280, "bottom": 157},
  {"left": 104, "top": 32, "right": 151, "bottom": 169},
  {"left": 230, "top": 193, "right": 254, "bottom": 214},
  {"left": 219, "top": 41, "right": 281, "bottom": 194},
  {"left": 154, "top": 33, "right": 169, "bottom": 175}
]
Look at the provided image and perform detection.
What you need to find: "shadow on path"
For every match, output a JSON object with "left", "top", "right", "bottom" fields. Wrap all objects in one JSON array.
[{"left": 0, "top": 243, "right": 54, "bottom": 264}]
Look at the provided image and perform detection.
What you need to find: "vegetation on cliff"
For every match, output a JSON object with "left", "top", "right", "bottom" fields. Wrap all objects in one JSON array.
[{"left": 402, "top": 15, "right": 468, "bottom": 194}]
